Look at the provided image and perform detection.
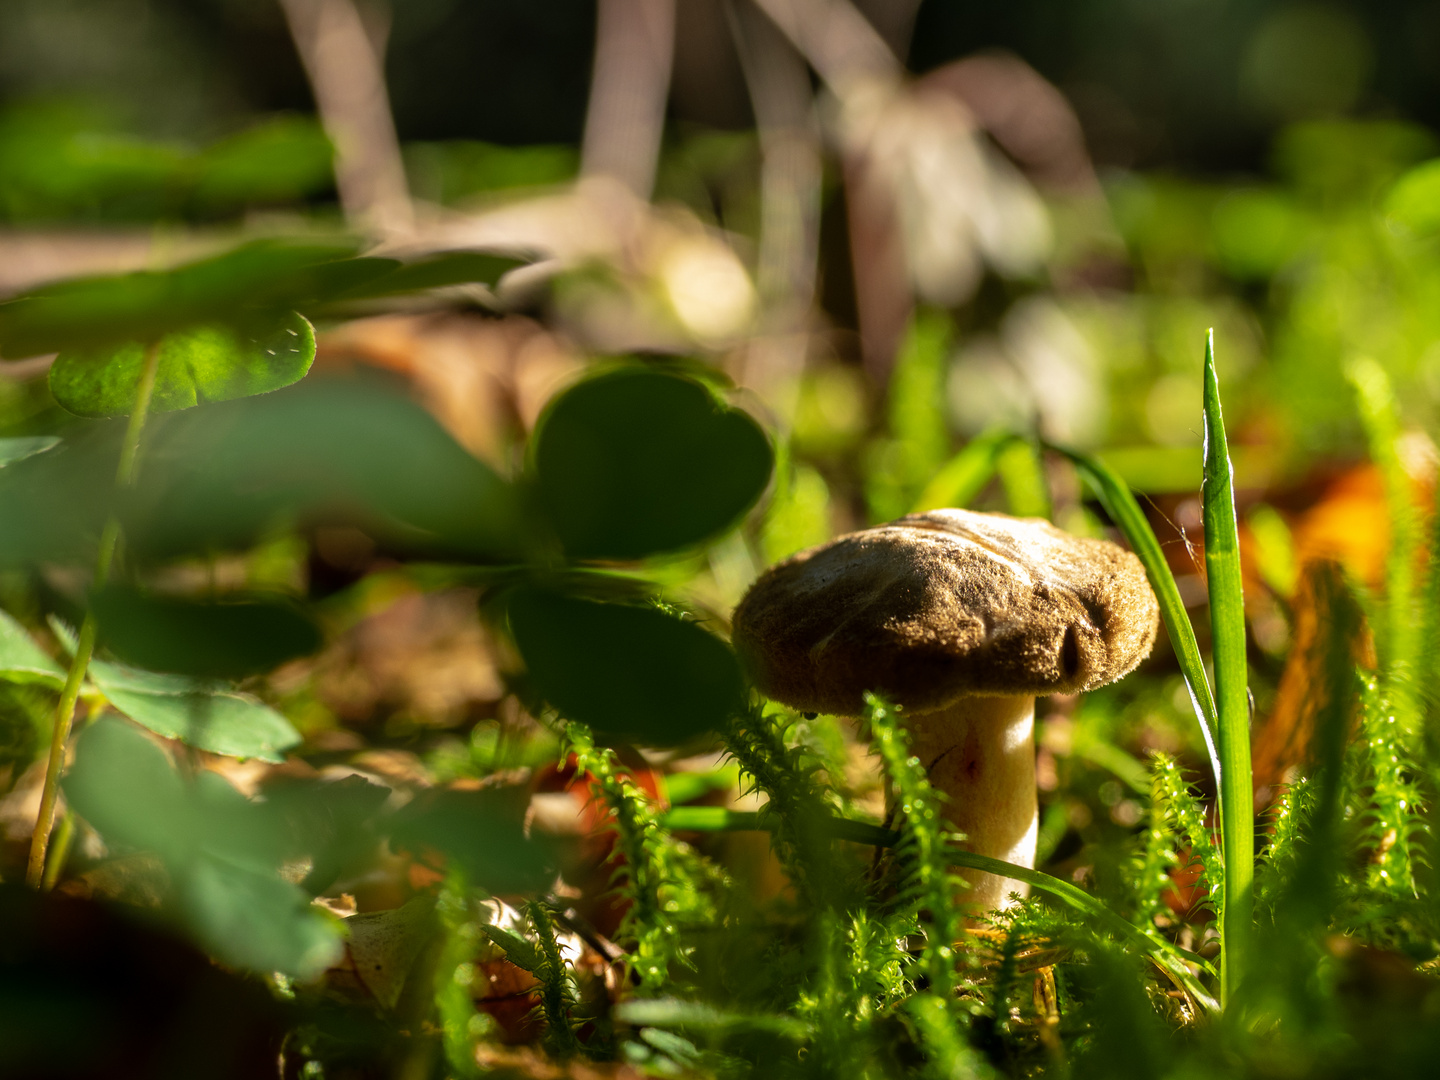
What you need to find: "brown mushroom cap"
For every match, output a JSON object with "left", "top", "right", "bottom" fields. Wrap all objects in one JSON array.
[{"left": 732, "top": 508, "right": 1160, "bottom": 717}]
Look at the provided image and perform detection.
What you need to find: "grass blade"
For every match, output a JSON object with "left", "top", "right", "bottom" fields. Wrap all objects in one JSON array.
[
  {"left": 1047, "top": 446, "right": 1222, "bottom": 788},
  {"left": 1348, "top": 357, "right": 1422, "bottom": 734},
  {"left": 996, "top": 435, "right": 1052, "bottom": 519},
  {"left": 911, "top": 428, "right": 1018, "bottom": 513},
  {"left": 662, "top": 805, "right": 896, "bottom": 847},
  {"left": 661, "top": 806, "right": 1218, "bottom": 1014},
  {"left": 1201, "top": 329, "right": 1253, "bottom": 1007}
]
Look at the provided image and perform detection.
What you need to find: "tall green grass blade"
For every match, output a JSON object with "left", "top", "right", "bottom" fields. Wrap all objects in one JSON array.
[
  {"left": 1347, "top": 357, "right": 1422, "bottom": 736},
  {"left": 911, "top": 428, "right": 1017, "bottom": 513},
  {"left": 761, "top": 440, "right": 832, "bottom": 563},
  {"left": 663, "top": 805, "right": 895, "bottom": 846},
  {"left": 866, "top": 309, "right": 951, "bottom": 522},
  {"left": 997, "top": 435, "right": 1052, "bottom": 519},
  {"left": 1047, "top": 446, "right": 1222, "bottom": 787},
  {"left": 1201, "top": 329, "right": 1253, "bottom": 1008}
]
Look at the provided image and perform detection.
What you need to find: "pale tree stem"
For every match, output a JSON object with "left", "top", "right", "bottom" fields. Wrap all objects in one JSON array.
[
  {"left": 849, "top": 0, "right": 922, "bottom": 60},
  {"left": 899, "top": 694, "right": 1039, "bottom": 912},
  {"left": 278, "top": 0, "right": 414, "bottom": 238},
  {"left": 26, "top": 342, "right": 163, "bottom": 889},
  {"left": 581, "top": 0, "right": 676, "bottom": 200},
  {"left": 747, "top": 0, "right": 900, "bottom": 98},
  {"left": 746, "top": 0, "right": 918, "bottom": 382},
  {"left": 727, "top": 0, "right": 823, "bottom": 422}
]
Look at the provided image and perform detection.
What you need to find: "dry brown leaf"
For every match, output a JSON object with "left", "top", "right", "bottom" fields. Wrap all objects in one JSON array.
[{"left": 1253, "top": 558, "right": 1373, "bottom": 797}]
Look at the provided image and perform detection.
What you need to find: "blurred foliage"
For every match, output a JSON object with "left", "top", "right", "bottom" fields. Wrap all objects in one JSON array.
[
  {"left": 0, "top": 103, "right": 334, "bottom": 222},
  {"left": 7, "top": 5, "right": 1440, "bottom": 1076},
  {"left": 405, "top": 140, "right": 579, "bottom": 205}
]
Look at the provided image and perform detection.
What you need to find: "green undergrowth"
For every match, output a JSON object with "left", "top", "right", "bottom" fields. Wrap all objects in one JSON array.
[{"left": 2, "top": 233, "right": 1440, "bottom": 1079}]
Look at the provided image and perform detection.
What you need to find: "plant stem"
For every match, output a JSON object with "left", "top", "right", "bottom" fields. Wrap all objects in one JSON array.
[
  {"left": 26, "top": 341, "right": 162, "bottom": 889},
  {"left": 26, "top": 616, "right": 98, "bottom": 887},
  {"left": 1201, "top": 330, "right": 1253, "bottom": 1008},
  {"left": 41, "top": 812, "right": 75, "bottom": 891},
  {"left": 113, "top": 343, "right": 163, "bottom": 488}
]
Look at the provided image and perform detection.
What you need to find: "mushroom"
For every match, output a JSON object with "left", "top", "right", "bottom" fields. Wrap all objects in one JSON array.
[{"left": 731, "top": 508, "right": 1159, "bottom": 910}]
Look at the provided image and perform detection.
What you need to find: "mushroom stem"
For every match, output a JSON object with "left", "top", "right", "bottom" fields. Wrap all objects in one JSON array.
[{"left": 899, "top": 694, "right": 1038, "bottom": 912}]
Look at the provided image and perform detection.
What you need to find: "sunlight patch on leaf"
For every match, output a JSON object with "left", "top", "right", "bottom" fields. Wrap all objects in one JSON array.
[{"left": 50, "top": 311, "right": 315, "bottom": 418}]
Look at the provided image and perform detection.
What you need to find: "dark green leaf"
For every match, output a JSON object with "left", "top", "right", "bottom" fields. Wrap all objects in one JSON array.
[
  {"left": 507, "top": 587, "right": 744, "bottom": 743},
  {"left": 64, "top": 717, "right": 339, "bottom": 977},
  {"left": 0, "top": 101, "right": 187, "bottom": 223},
  {"left": 178, "top": 853, "right": 341, "bottom": 979},
  {"left": 0, "top": 425, "right": 120, "bottom": 568},
  {"left": 64, "top": 717, "right": 189, "bottom": 857},
  {"left": 388, "top": 788, "right": 554, "bottom": 895},
  {"left": 337, "top": 251, "right": 529, "bottom": 300},
  {"left": 0, "top": 239, "right": 389, "bottom": 357},
  {"left": 91, "top": 586, "right": 320, "bottom": 678},
  {"left": 64, "top": 722, "right": 284, "bottom": 864},
  {"left": 124, "top": 376, "right": 522, "bottom": 562},
  {"left": 532, "top": 367, "right": 772, "bottom": 559},
  {"left": 0, "top": 881, "right": 291, "bottom": 1076},
  {"left": 87, "top": 659, "right": 301, "bottom": 762},
  {"left": 50, "top": 311, "right": 315, "bottom": 417},
  {"left": 264, "top": 774, "right": 392, "bottom": 895}
]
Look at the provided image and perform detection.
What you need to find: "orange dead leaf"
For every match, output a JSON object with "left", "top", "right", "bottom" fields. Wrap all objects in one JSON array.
[{"left": 1252, "top": 558, "right": 1373, "bottom": 798}]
